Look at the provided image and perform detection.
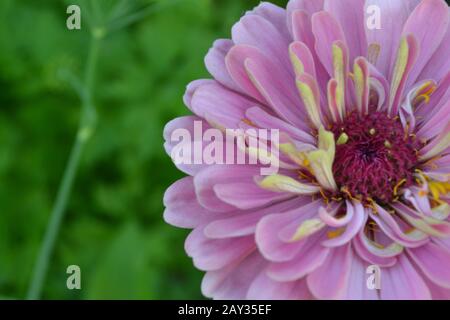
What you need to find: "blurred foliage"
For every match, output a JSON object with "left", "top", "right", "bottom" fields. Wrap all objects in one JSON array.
[{"left": 0, "top": 0, "right": 289, "bottom": 299}]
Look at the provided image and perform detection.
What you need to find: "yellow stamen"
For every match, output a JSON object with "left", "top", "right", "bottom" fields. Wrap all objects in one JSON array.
[
  {"left": 393, "top": 179, "right": 407, "bottom": 196},
  {"left": 319, "top": 188, "right": 329, "bottom": 205},
  {"left": 428, "top": 181, "right": 450, "bottom": 201},
  {"left": 242, "top": 118, "right": 256, "bottom": 127},
  {"left": 367, "top": 43, "right": 381, "bottom": 65},
  {"left": 327, "top": 228, "right": 345, "bottom": 239},
  {"left": 341, "top": 186, "right": 360, "bottom": 202}
]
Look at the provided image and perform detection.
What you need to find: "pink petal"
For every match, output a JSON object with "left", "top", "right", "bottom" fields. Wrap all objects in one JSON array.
[
  {"left": 424, "top": 277, "right": 450, "bottom": 300},
  {"left": 419, "top": 17, "right": 450, "bottom": 82},
  {"left": 183, "top": 79, "right": 215, "bottom": 112},
  {"left": 255, "top": 199, "right": 323, "bottom": 262},
  {"left": 352, "top": 234, "right": 398, "bottom": 267},
  {"left": 380, "top": 254, "right": 431, "bottom": 300},
  {"left": 415, "top": 71, "right": 450, "bottom": 123},
  {"left": 289, "top": 41, "right": 317, "bottom": 77},
  {"left": 267, "top": 231, "right": 330, "bottom": 281},
  {"left": 163, "top": 177, "right": 220, "bottom": 229},
  {"left": 291, "top": 10, "right": 330, "bottom": 93},
  {"left": 190, "top": 81, "right": 258, "bottom": 128},
  {"left": 194, "top": 165, "right": 262, "bottom": 212},
  {"left": 185, "top": 226, "right": 255, "bottom": 271},
  {"left": 232, "top": 14, "right": 292, "bottom": 76},
  {"left": 402, "top": 0, "right": 450, "bottom": 89},
  {"left": 226, "top": 45, "right": 309, "bottom": 130},
  {"left": 245, "top": 106, "right": 315, "bottom": 144},
  {"left": 345, "top": 255, "right": 379, "bottom": 300},
  {"left": 287, "top": 0, "right": 324, "bottom": 36},
  {"left": 201, "top": 252, "right": 266, "bottom": 300},
  {"left": 307, "top": 244, "right": 353, "bottom": 299},
  {"left": 244, "top": 53, "right": 309, "bottom": 130},
  {"left": 249, "top": 2, "right": 291, "bottom": 42},
  {"left": 214, "top": 182, "right": 293, "bottom": 211},
  {"left": 205, "top": 39, "right": 242, "bottom": 92},
  {"left": 163, "top": 116, "right": 209, "bottom": 175},
  {"left": 321, "top": 202, "right": 367, "bottom": 247},
  {"left": 204, "top": 197, "right": 304, "bottom": 239},
  {"left": 324, "top": 0, "right": 367, "bottom": 62},
  {"left": 311, "top": 11, "right": 346, "bottom": 76},
  {"left": 408, "top": 242, "right": 450, "bottom": 289},
  {"left": 370, "top": 204, "right": 429, "bottom": 248},
  {"left": 246, "top": 269, "right": 312, "bottom": 300},
  {"left": 417, "top": 100, "right": 450, "bottom": 141},
  {"left": 364, "top": 0, "right": 420, "bottom": 78},
  {"left": 387, "top": 34, "right": 419, "bottom": 116}
]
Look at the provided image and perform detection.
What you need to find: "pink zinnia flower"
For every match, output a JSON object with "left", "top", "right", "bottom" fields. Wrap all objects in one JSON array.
[{"left": 163, "top": 0, "right": 450, "bottom": 300}]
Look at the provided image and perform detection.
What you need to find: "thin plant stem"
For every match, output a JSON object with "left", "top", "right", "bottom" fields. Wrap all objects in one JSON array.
[{"left": 26, "top": 32, "right": 102, "bottom": 300}]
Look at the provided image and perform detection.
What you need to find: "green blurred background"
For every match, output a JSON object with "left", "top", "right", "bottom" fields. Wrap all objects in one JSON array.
[{"left": 0, "top": 0, "right": 289, "bottom": 299}]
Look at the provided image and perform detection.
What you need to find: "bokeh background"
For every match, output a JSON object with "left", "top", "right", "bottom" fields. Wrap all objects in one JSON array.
[{"left": 0, "top": 0, "right": 289, "bottom": 299}]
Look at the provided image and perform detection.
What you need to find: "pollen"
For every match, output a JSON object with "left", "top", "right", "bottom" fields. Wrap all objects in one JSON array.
[{"left": 327, "top": 228, "right": 345, "bottom": 239}]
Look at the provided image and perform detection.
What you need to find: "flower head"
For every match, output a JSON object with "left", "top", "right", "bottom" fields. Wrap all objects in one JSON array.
[{"left": 164, "top": 0, "right": 450, "bottom": 300}]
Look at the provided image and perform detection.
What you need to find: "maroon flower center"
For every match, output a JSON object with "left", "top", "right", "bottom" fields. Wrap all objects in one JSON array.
[{"left": 331, "top": 112, "right": 419, "bottom": 203}]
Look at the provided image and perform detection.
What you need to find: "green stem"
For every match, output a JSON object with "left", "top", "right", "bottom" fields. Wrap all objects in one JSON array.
[{"left": 26, "top": 33, "right": 102, "bottom": 300}]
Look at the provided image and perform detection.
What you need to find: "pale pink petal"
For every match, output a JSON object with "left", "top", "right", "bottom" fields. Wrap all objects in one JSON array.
[
  {"left": 408, "top": 242, "right": 450, "bottom": 289},
  {"left": 185, "top": 226, "right": 256, "bottom": 271},
  {"left": 364, "top": 0, "right": 420, "bottom": 78},
  {"left": 163, "top": 116, "right": 210, "bottom": 175},
  {"left": 204, "top": 197, "right": 304, "bottom": 239},
  {"left": 311, "top": 11, "right": 346, "bottom": 76},
  {"left": 191, "top": 81, "right": 261, "bottom": 128},
  {"left": 164, "top": 177, "right": 221, "bottom": 228},
  {"left": 380, "top": 254, "right": 431, "bottom": 300},
  {"left": 402, "top": 0, "right": 450, "bottom": 89},
  {"left": 415, "top": 71, "right": 450, "bottom": 123},
  {"left": 267, "top": 231, "right": 330, "bottom": 281},
  {"left": 183, "top": 79, "right": 215, "bottom": 111},
  {"left": 202, "top": 252, "right": 266, "bottom": 300},
  {"left": 226, "top": 45, "right": 309, "bottom": 130},
  {"left": 291, "top": 10, "right": 330, "bottom": 92},
  {"left": 214, "top": 182, "right": 294, "bottom": 211},
  {"left": 352, "top": 234, "right": 398, "bottom": 267},
  {"left": 345, "top": 255, "right": 379, "bottom": 300},
  {"left": 287, "top": 0, "right": 324, "bottom": 36},
  {"left": 419, "top": 13, "right": 450, "bottom": 82},
  {"left": 370, "top": 204, "right": 429, "bottom": 248},
  {"left": 205, "top": 39, "right": 242, "bottom": 92},
  {"left": 232, "top": 14, "right": 292, "bottom": 76},
  {"left": 194, "top": 165, "right": 262, "bottom": 212},
  {"left": 324, "top": 0, "right": 367, "bottom": 61},
  {"left": 247, "top": 269, "right": 312, "bottom": 300},
  {"left": 245, "top": 106, "right": 315, "bottom": 144},
  {"left": 255, "top": 200, "right": 323, "bottom": 262},
  {"left": 321, "top": 202, "right": 367, "bottom": 247},
  {"left": 307, "top": 244, "right": 353, "bottom": 299},
  {"left": 249, "top": 2, "right": 291, "bottom": 42},
  {"left": 417, "top": 100, "right": 450, "bottom": 142}
]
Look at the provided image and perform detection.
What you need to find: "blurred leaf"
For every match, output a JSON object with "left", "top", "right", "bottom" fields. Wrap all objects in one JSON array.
[{"left": 85, "top": 222, "right": 152, "bottom": 299}]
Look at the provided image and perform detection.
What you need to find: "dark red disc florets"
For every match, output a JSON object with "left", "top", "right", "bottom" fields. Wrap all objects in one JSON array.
[{"left": 331, "top": 112, "right": 419, "bottom": 203}]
